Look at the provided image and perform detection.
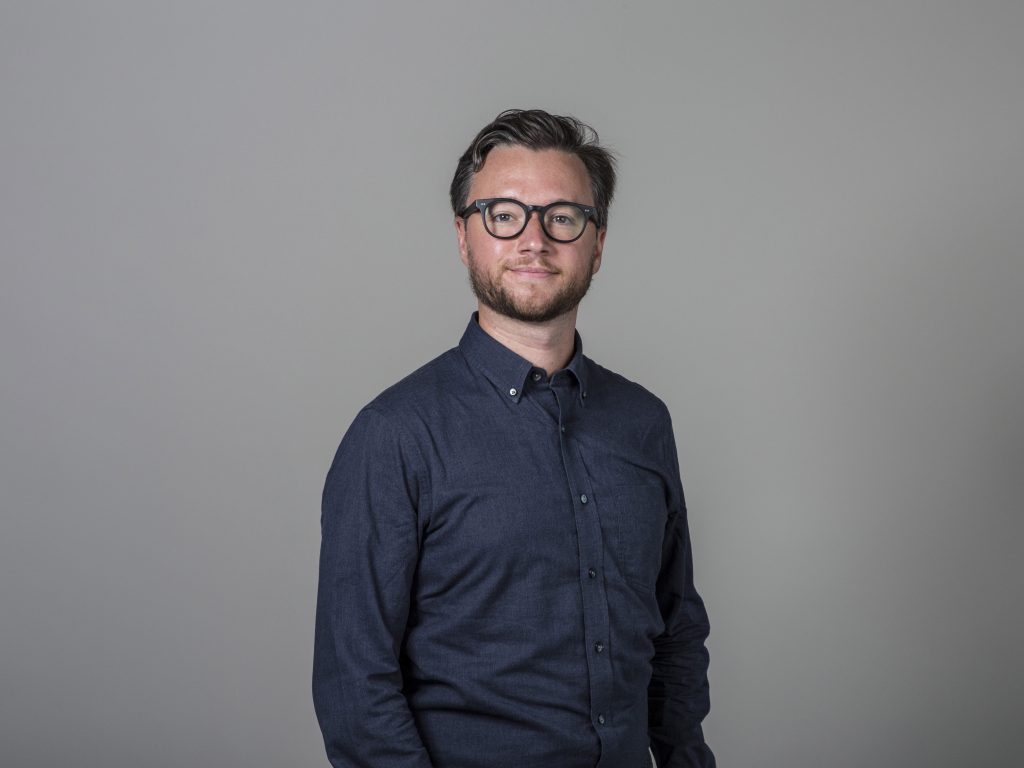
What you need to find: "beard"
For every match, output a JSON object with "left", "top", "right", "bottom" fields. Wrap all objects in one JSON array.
[{"left": 466, "top": 247, "right": 598, "bottom": 323}]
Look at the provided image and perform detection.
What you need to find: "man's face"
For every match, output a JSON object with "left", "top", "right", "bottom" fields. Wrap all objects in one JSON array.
[{"left": 455, "top": 146, "right": 606, "bottom": 324}]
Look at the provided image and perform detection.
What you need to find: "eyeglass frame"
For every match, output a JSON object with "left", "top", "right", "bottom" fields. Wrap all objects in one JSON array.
[{"left": 458, "top": 197, "right": 602, "bottom": 244}]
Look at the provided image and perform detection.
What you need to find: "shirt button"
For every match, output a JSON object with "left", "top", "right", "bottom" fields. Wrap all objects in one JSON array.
[
  {"left": 597, "top": 713, "right": 606, "bottom": 725},
  {"left": 588, "top": 568, "right": 596, "bottom": 579},
  {"left": 580, "top": 494, "right": 588, "bottom": 504},
  {"left": 594, "top": 641, "right": 605, "bottom": 653},
  {"left": 509, "top": 387, "right": 517, "bottom": 397},
  {"left": 532, "top": 371, "right": 542, "bottom": 381},
  {"left": 560, "top": 425, "right": 566, "bottom": 433}
]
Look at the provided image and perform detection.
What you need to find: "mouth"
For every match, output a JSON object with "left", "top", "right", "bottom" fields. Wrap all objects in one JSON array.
[{"left": 508, "top": 266, "right": 557, "bottom": 277}]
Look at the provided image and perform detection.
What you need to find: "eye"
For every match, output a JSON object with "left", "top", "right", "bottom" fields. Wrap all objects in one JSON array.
[
  {"left": 487, "top": 202, "right": 524, "bottom": 227},
  {"left": 546, "top": 205, "right": 583, "bottom": 229}
]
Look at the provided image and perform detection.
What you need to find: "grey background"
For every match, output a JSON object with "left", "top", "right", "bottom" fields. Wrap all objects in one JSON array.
[{"left": 2, "top": 2, "right": 1022, "bottom": 766}]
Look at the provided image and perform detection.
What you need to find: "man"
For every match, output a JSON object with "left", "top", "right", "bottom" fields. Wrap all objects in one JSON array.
[{"left": 313, "top": 109, "right": 715, "bottom": 767}]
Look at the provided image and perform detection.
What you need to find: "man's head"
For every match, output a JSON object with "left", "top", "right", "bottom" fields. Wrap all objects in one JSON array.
[
  {"left": 450, "top": 109, "right": 617, "bottom": 228},
  {"left": 452, "top": 109, "right": 617, "bottom": 324}
]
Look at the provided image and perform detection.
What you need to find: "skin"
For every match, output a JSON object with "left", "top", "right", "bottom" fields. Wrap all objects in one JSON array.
[{"left": 455, "top": 146, "right": 607, "bottom": 378}]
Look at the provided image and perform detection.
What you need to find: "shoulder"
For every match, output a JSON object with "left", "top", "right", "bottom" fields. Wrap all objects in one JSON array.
[
  {"left": 328, "top": 349, "right": 462, "bottom": 471},
  {"left": 585, "top": 355, "right": 673, "bottom": 423},
  {"left": 583, "top": 355, "right": 681, "bottom": 456},
  {"left": 363, "top": 346, "right": 463, "bottom": 419}
]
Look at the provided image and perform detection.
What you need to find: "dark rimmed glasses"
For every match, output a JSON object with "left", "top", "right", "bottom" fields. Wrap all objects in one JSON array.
[{"left": 459, "top": 198, "right": 600, "bottom": 243}]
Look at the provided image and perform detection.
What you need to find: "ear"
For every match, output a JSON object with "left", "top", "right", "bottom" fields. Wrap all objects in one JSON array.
[
  {"left": 455, "top": 216, "right": 470, "bottom": 267},
  {"left": 591, "top": 227, "right": 607, "bottom": 276}
]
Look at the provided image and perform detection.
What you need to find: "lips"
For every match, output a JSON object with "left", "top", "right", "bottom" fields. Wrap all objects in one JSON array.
[{"left": 508, "top": 264, "right": 557, "bottom": 275}]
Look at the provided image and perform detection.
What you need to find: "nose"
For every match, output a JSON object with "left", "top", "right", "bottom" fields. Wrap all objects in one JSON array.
[{"left": 518, "top": 209, "right": 552, "bottom": 250}]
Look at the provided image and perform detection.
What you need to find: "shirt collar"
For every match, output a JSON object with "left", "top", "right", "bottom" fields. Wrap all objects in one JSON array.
[{"left": 458, "top": 311, "right": 590, "bottom": 407}]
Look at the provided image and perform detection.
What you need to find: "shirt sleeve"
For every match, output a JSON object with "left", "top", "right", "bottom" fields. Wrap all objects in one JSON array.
[
  {"left": 312, "top": 405, "right": 435, "bottom": 768},
  {"left": 648, "top": 409, "right": 716, "bottom": 768}
]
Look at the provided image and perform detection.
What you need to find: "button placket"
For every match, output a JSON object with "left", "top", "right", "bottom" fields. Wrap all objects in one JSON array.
[{"left": 551, "top": 382, "right": 613, "bottom": 742}]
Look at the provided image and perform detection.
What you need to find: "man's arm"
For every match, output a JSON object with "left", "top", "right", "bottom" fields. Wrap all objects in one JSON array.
[
  {"left": 648, "top": 411, "right": 715, "bottom": 768},
  {"left": 313, "top": 405, "right": 434, "bottom": 768}
]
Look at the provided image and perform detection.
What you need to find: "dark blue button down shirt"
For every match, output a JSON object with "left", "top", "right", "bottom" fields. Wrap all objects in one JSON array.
[{"left": 313, "top": 313, "right": 714, "bottom": 768}]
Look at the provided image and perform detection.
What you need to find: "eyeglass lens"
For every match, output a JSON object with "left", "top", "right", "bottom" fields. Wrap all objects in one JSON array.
[{"left": 484, "top": 201, "right": 588, "bottom": 242}]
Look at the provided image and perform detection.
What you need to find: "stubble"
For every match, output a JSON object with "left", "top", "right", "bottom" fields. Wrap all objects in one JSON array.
[{"left": 465, "top": 247, "right": 598, "bottom": 323}]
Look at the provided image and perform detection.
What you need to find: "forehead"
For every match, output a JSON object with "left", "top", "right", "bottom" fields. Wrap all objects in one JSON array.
[{"left": 469, "top": 146, "right": 593, "bottom": 204}]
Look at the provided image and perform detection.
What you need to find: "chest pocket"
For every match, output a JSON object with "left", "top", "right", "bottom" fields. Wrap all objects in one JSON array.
[{"left": 597, "top": 481, "right": 668, "bottom": 593}]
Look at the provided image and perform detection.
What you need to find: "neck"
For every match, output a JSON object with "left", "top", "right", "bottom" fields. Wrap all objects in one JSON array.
[{"left": 476, "top": 305, "right": 578, "bottom": 378}]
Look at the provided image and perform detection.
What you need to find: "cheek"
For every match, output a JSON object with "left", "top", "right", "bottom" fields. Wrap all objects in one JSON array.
[{"left": 468, "top": 237, "right": 507, "bottom": 268}]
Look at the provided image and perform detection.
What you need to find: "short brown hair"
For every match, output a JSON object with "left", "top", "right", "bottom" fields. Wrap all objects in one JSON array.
[{"left": 450, "top": 109, "right": 617, "bottom": 228}]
